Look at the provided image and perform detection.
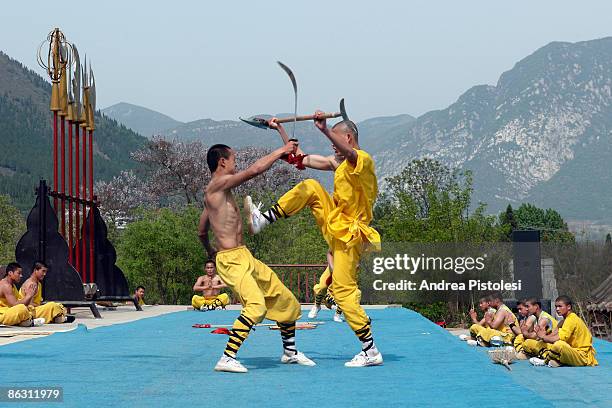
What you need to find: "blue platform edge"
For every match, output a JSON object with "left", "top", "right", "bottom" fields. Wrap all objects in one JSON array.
[{"left": 0, "top": 308, "right": 610, "bottom": 408}]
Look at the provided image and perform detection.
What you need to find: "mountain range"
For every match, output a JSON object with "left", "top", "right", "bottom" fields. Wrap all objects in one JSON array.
[
  {"left": 5, "top": 37, "right": 612, "bottom": 224},
  {"left": 103, "top": 37, "right": 612, "bottom": 223}
]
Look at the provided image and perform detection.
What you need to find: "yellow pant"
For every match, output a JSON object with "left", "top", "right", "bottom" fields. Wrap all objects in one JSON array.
[
  {"left": 514, "top": 334, "right": 525, "bottom": 352},
  {"left": 192, "top": 293, "right": 230, "bottom": 309},
  {"left": 470, "top": 324, "right": 514, "bottom": 345},
  {"left": 215, "top": 246, "right": 301, "bottom": 324},
  {"left": 313, "top": 266, "right": 332, "bottom": 297},
  {"left": 278, "top": 179, "right": 369, "bottom": 333},
  {"left": 0, "top": 304, "right": 32, "bottom": 326},
  {"left": 29, "top": 302, "right": 66, "bottom": 324},
  {"left": 545, "top": 340, "right": 598, "bottom": 366}
]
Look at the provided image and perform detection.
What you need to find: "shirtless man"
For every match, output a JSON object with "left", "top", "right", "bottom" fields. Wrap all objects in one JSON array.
[
  {"left": 0, "top": 262, "right": 42, "bottom": 327},
  {"left": 459, "top": 295, "right": 496, "bottom": 343},
  {"left": 469, "top": 292, "right": 517, "bottom": 346},
  {"left": 191, "top": 260, "right": 229, "bottom": 311},
  {"left": 199, "top": 142, "right": 315, "bottom": 373},
  {"left": 19, "top": 261, "right": 68, "bottom": 323}
]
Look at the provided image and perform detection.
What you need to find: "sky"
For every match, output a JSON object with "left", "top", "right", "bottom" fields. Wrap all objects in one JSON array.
[{"left": 2, "top": 0, "right": 612, "bottom": 123}]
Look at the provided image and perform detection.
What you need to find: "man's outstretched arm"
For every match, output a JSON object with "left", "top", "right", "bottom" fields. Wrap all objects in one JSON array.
[
  {"left": 313, "top": 111, "right": 358, "bottom": 166},
  {"left": 211, "top": 142, "right": 298, "bottom": 192},
  {"left": 269, "top": 118, "right": 337, "bottom": 171}
]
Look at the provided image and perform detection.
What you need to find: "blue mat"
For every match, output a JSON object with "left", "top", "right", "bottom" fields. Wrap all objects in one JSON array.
[{"left": 0, "top": 308, "right": 609, "bottom": 407}]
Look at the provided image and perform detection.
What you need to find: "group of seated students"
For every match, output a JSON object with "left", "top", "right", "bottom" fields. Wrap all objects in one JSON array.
[
  {"left": 191, "top": 260, "right": 229, "bottom": 311},
  {"left": 0, "top": 262, "right": 69, "bottom": 327},
  {"left": 461, "top": 292, "right": 598, "bottom": 368}
]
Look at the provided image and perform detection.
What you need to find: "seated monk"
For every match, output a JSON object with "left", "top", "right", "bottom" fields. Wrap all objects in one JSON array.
[
  {"left": 461, "top": 295, "right": 496, "bottom": 342},
  {"left": 530, "top": 295, "right": 598, "bottom": 368},
  {"left": 0, "top": 262, "right": 39, "bottom": 326},
  {"left": 469, "top": 292, "right": 517, "bottom": 346},
  {"left": 515, "top": 297, "right": 558, "bottom": 360},
  {"left": 510, "top": 299, "right": 536, "bottom": 357},
  {"left": 19, "top": 261, "right": 69, "bottom": 324},
  {"left": 191, "top": 260, "right": 229, "bottom": 311}
]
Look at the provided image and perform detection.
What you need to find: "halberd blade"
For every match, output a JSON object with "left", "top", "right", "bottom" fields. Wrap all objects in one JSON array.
[
  {"left": 340, "top": 98, "right": 349, "bottom": 121},
  {"left": 239, "top": 117, "right": 270, "bottom": 130},
  {"left": 277, "top": 61, "right": 298, "bottom": 138}
]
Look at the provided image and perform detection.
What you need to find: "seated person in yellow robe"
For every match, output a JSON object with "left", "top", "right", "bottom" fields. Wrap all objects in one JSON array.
[
  {"left": 191, "top": 260, "right": 229, "bottom": 311},
  {"left": 0, "top": 262, "right": 38, "bottom": 326},
  {"left": 19, "top": 261, "right": 68, "bottom": 324},
  {"left": 469, "top": 292, "right": 517, "bottom": 346},
  {"left": 530, "top": 295, "right": 598, "bottom": 367},
  {"left": 510, "top": 299, "right": 536, "bottom": 357},
  {"left": 514, "top": 297, "right": 558, "bottom": 359},
  {"left": 460, "top": 295, "right": 496, "bottom": 342}
]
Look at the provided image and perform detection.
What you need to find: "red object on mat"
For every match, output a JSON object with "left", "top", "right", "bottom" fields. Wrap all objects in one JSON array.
[
  {"left": 435, "top": 320, "right": 447, "bottom": 328},
  {"left": 192, "top": 324, "right": 212, "bottom": 328},
  {"left": 211, "top": 328, "right": 230, "bottom": 335}
]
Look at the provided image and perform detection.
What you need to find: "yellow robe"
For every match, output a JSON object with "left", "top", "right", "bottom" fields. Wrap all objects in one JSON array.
[
  {"left": 545, "top": 312, "right": 598, "bottom": 366},
  {"left": 19, "top": 284, "right": 66, "bottom": 324},
  {"left": 192, "top": 293, "right": 230, "bottom": 309},
  {"left": 0, "top": 286, "right": 32, "bottom": 326},
  {"left": 470, "top": 304, "right": 517, "bottom": 345},
  {"left": 277, "top": 149, "right": 379, "bottom": 334}
]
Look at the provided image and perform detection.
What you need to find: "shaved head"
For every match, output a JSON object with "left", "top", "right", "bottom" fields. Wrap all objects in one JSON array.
[{"left": 332, "top": 120, "right": 359, "bottom": 142}]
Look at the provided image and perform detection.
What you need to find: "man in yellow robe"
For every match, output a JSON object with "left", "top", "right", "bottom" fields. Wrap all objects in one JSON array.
[
  {"left": 245, "top": 114, "right": 382, "bottom": 367},
  {"left": 469, "top": 292, "right": 517, "bottom": 346},
  {"left": 529, "top": 295, "right": 597, "bottom": 367},
  {"left": 19, "top": 262, "right": 68, "bottom": 324},
  {"left": 0, "top": 262, "right": 38, "bottom": 326},
  {"left": 191, "top": 260, "right": 230, "bottom": 311}
]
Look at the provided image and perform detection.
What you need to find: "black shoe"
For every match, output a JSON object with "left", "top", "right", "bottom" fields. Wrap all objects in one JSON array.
[{"left": 65, "top": 315, "right": 76, "bottom": 323}]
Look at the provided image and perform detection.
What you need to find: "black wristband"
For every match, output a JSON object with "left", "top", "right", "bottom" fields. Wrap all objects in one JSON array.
[{"left": 509, "top": 322, "right": 516, "bottom": 329}]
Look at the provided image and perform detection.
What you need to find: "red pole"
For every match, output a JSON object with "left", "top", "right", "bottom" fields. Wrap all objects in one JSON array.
[
  {"left": 297, "top": 270, "right": 301, "bottom": 302},
  {"left": 88, "top": 128, "right": 94, "bottom": 283},
  {"left": 82, "top": 126, "right": 88, "bottom": 283},
  {"left": 68, "top": 120, "right": 73, "bottom": 264},
  {"left": 305, "top": 272, "right": 310, "bottom": 303},
  {"left": 53, "top": 111, "right": 58, "bottom": 212},
  {"left": 75, "top": 124, "right": 81, "bottom": 277},
  {"left": 60, "top": 117, "right": 66, "bottom": 236}
]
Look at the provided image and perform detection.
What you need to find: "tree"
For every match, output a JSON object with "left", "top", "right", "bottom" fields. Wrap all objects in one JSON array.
[
  {"left": 374, "top": 159, "right": 500, "bottom": 243},
  {"left": 498, "top": 204, "right": 518, "bottom": 241},
  {"left": 95, "top": 170, "right": 157, "bottom": 226},
  {"left": 116, "top": 206, "right": 206, "bottom": 304},
  {"left": 0, "top": 195, "right": 25, "bottom": 264},
  {"left": 505, "top": 203, "right": 575, "bottom": 243}
]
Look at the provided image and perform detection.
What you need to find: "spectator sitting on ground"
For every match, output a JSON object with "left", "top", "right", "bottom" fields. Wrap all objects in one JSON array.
[
  {"left": 19, "top": 261, "right": 71, "bottom": 324},
  {"left": 0, "top": 262, "right": 41, "bottom": 327},
  {"left": 191, "top": 260, "right": 229, "bottom": 311}
]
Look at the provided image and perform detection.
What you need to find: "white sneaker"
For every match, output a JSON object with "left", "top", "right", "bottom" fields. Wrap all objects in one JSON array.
[
  {"left": 345, "top": 350, "right": 383, "bottom": 367},
  {"left": 308, "top": 304, "right": 321, "bottom": 319},
  {"left": 529, "top": 357, "right": 547, "bottom": 366},
  {"left": 244, "top": 196, "right": 269, "bottom": 234},
  {"left": 490, "top": 336, "right": 504, "bottom": 347},
  {"left": 281, "top": 351, "right": 316, "bottom": 366},
  {"left": 458, "top": 334, "right": 469, "bottom": 341},
  {"left": 32, "top": 318, "right": 45, "bottom": 327},
  {"left": 214, "top": 356, "right": 248, "bottom": 373},
  {"left": 333, "top": 312, "right": 344, "bottom": 323},
  {"left": 466, "top": 339, "right": 478, "bottom": 347}
]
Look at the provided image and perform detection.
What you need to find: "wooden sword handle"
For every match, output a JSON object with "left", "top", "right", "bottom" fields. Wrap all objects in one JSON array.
[{"left": 275, "top": 112, "right": 341, "bottom": 124}]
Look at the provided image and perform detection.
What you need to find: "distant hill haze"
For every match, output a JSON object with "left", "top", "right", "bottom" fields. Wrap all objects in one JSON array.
[{"left": 102, "top": 102, "right": 183, "bottom": 138}]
